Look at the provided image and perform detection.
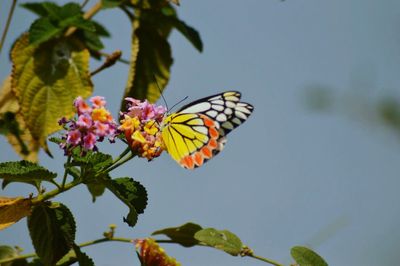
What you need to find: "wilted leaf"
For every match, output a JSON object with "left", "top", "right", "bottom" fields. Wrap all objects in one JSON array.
[
  {"left": 0, "top": 197, "right": 31, "bottom": 231},
  {"left": 0, "top": 76, "right": 19, "bottom": 114},
  {"left": 194, "top": 228, "right": 243, "bottom": 256},
  {"left": 152, "top": 222, "right": 202, "bottom": 247},
  {"left": 11, "top": 34, "right": 92, "bottom": 149},
  {"left": 28, "top": 203, "right": 76, "bottom": 266},
  {"left": 0, "top": 77, "right": 37, "bottom": 161},
  {"left": 291, "top": 246, "right": 328, "bottom": 266}
]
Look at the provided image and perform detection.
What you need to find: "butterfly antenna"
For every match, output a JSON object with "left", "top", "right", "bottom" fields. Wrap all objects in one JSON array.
[
  {"left": 153, "top": 75, "right": 169, "bottom": 111},
  {"left": 169, "top": 96, "right": 189, "bottom": 112}
]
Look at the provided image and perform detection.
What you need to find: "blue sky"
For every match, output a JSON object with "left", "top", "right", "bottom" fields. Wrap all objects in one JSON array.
[{"left": 1, "top": 0, "right": 400, "bottom": 265}]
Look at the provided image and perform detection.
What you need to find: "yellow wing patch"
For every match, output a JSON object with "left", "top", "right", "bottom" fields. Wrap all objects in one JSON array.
[{"left": 162, "top": 114, "right": 220, "bottom": 169}]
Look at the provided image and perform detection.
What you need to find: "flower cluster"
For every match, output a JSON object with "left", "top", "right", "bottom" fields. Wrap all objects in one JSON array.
[
  {"left": 59, "top": 96, "right": 117, "bottom": 154},
  {"left": 135, "top": 238, "right": 181, "bottom": 266},
  {"left": 119, "top": 98, "right": 166, "bottom": 160}
]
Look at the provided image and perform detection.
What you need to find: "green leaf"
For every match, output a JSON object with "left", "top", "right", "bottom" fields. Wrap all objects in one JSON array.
[
  {"left": 101, "top": 0, "right": 127, "bottom": 9},
  {"left": 152, "top": 222, "right": 202, "bottom": 247},
  {"left": 20, "top": 2, "right": 51, "bottom": 17},
  {"left": 59, "top": 16, "right": 95, "bottom": 32},
  {"left": 79, "top": 30, "right": 104, "bottom": 51},
  {"left": 291, "top": 246, "right": 328, "bottom": 266},
  {"left": 28, "top": 203, "right": 76, "bottom": 266},
  {"left": 111, "top": 178, "right": 147, "bottom": 214},
  {"left": 105, "top": 177, "right": 148, "bottom": 227},
  {"left": 0, "top": 161, "right": 56, "bottom": 189},
  {"left": 122, "top": 17, "right": 173, "bottom": 108},
  {"left": 29, "top": 17, "right": 62, "bottom": 45},
  {"left": 92, "top": 21, "right": 111, "bottom": 37},
  {"left": 194, "top": 228, "right": 243, "bottom": 256},
  {"left": 71, "top": 151, "right": 113, "bottom": 175},
  {"left": 170, "top": 18, "right": 203, "bottom": 52},
  {"left": 86, "top": 182, "right": 106, "bottom": 202},
  {"left": 41, "top": 2, "right": 63, "bottom": 20},
  {"left": 11, "top": 34, "right": 92, "bottom": 149},
  {"left": 57, "top": 3, "right": 82, "bottom": 19},
  {"left": 72, "top": 245, "right": 95, "bottom": 266}
]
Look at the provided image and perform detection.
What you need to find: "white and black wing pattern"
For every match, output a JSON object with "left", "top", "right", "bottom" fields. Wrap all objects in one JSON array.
[{"left": 177, "top": 91, "right": 254, "bottom": 137}]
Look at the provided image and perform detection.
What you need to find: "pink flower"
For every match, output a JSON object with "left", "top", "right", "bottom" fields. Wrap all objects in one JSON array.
[
  {"left": 67, "top": 130, "right": 81, "bottom": 146},
  {"left": 90, "top": 96, "right": 106, "bottom": 108},
  {"left": 83, "top": 132, "right": 97, "bottom": 150},
  {"left": 76, "top": 114, "right": 92, "bottom": 129},
  {"left": 93, "top": 121, "right": 109, "bottom": 137},
  {"left": 74, "top": 96, "right": 92, "bottom": 115},
  {"left": 59, "top": 96, "right": 118, "bottom": 154},
  {"left": 119, "top": 98, "right": 166, "bottom": 160}
]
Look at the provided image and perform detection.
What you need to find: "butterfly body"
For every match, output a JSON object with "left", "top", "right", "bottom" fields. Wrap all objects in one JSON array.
[{"left": 161, "top": 91, "right": 253, "bottom": 169}]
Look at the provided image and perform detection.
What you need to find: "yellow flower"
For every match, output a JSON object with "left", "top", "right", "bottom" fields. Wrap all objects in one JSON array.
[
  {"left": 144, "top": 121, "right": 159, "bottom": 136},
  {"left": 92, "top": 107, "right": 112, "bottom": 122},
  {"left": 132, "top": 131, "right": 146, "bottom": 143},
  {"left": 119, "top": 116, "right": 141, "bottom": 131}
]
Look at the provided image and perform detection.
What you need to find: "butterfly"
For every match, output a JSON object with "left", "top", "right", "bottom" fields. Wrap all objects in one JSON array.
[{"left": 161, "top": 91, "right": 254, "bottom": 169}]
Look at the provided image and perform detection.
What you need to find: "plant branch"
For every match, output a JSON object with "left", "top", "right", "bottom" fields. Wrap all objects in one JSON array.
[
  {"left": 98, "top": 51, "right": 130, "bottom": 64},
  {"left": 31, "top": 178, "right": 81, "bottom": 205},
  {"left": 246, "top": 253, "right": 285, "bottom": 266},
  {"left": 103, "top": 151, "right": 136, "bottom": 174},
  {"left": 0, "top": 252, "right": 37, "bottom": 264},
  {"left": 91, "top": 50, "right": 123, "bottom": 76},
  {"left": 0, "top": 0, "right": 17, "bottom": 55}
]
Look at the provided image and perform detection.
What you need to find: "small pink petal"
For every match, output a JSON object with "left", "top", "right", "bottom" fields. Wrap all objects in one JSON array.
[
  {"left": 74, "top": 96, "right": 92, "bottom": 115},
  {"left": 67, "top": 130, "right": 82, "bottom": 146},
  {"left": 76, "top": 114, "right": 93, "bottom": 129},
  {"left": 90, "top": 96, "right": 106, "bottom": 108},
  {"left": 83, "top": 132, "right": 97, "bottom": 150}
]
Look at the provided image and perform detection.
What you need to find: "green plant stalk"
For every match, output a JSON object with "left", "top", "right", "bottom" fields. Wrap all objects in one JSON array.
[
  {"left": 31, "top": 178, "right": 81, "bottom": 205},
  {"left": 0, "top": 0, "right": 17, "bottom": 54},
  {"left": 246, "top": 254, "right": 285, "bottom": 266},
  {"left": 103, "top": 151, "right": 136, "bottom": 173},
  {"left": 61, "top": 156, "right": 72, "bottom": 189},
  {"left": 156, "top": 240, "right": 284, "bottom": 266}
]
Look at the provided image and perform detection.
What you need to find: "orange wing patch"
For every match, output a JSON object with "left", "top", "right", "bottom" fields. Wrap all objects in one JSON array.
[{"left": 179, "top": 115, "right": 220, "bottom": 169}]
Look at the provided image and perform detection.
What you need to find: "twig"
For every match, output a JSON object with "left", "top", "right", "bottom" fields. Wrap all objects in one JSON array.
[
  {"left": 98, "top": 51, "right": 130, "bottom": 64},
  {"left": 0, "top": 0, "right": 17, "bottom": 55},
  {"left": 90, "top": 50, "right": 123, "bottom": 76}
]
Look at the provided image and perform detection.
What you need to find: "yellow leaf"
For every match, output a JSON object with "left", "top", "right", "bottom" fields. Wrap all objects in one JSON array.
[
  {"left": 11, "top": 34, "right": 93, "bottom": 148},
  {"left": 0, "top": 76, "right": 18, "bottom": 114},
  {"left": 0, "top": 196, "right": 32, "bottom": 231},
  {"left": 0, "top": 76, "right": 39, "bottom": 161}
]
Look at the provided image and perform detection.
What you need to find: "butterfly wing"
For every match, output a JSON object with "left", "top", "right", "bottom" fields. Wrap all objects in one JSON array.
[{"left": 162, "top": 91, "right": 254, "bottom": 169}]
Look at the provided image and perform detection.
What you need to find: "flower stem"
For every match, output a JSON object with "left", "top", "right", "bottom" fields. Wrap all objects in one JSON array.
[
  {"left": 61, "top": 156, "right": 72, "bottom": 189},
  {"left": 103, "top": 150, "right": 136, "bottom": 173},
  {"left": 31, "top": 178, "right": 81, "bottom": 205},
  {"left": 0, "top": 0, "right": 17, "bottom": 55},
  {"left": 79, "top": 237, "right": 133, "bottom": 248},
  {"left": 246, "top": 253, "right": 285, "bottom": 266}
]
